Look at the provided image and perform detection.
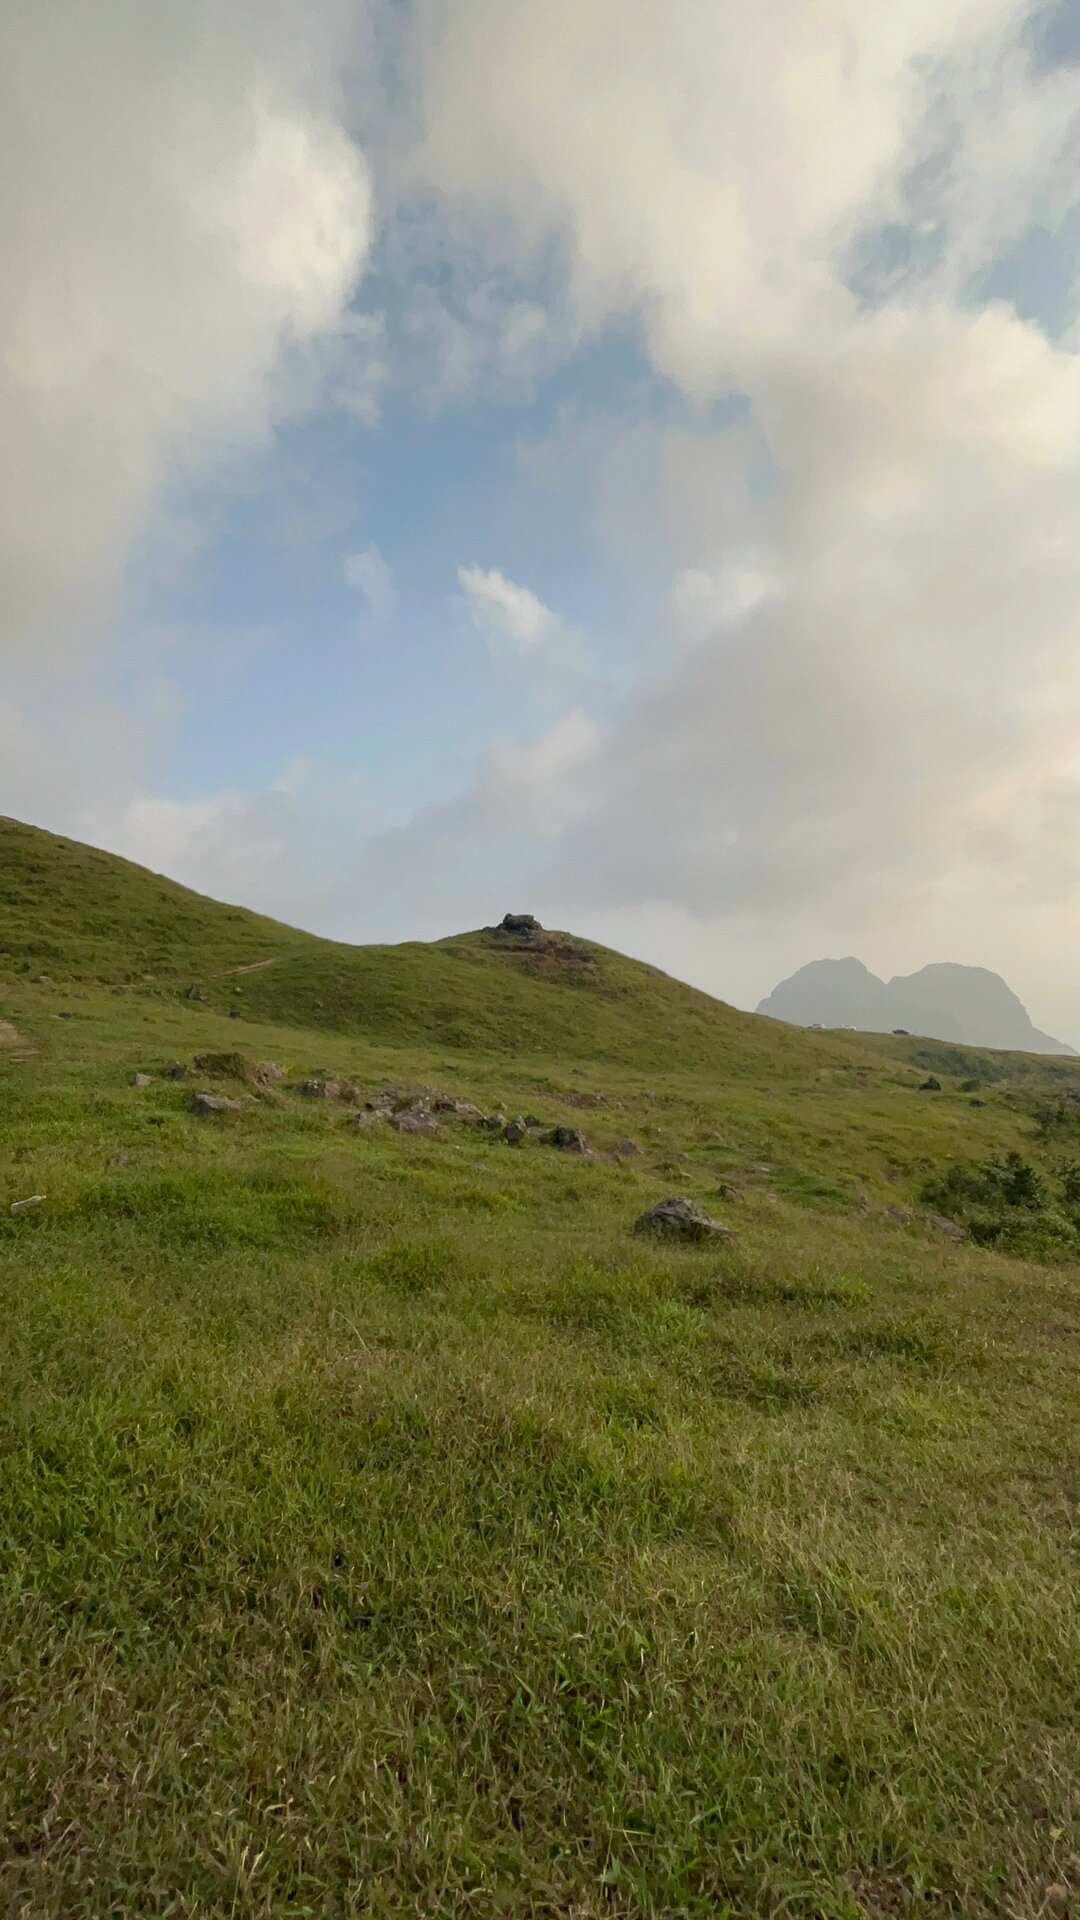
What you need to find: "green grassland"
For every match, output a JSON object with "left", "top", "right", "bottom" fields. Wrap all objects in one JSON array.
[{"left": 1, "top": 816, "right": 1077, "bottom": 1918}]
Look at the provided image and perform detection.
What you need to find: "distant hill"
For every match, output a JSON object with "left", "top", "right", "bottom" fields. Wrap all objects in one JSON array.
[{"left": 757, "top": 957, "right": 1075, "bottom": 1056}]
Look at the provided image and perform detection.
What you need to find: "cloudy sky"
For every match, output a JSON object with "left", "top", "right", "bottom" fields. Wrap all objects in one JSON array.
[{"left": 4, "top": 0, "right": 1080, "bottom": 1039}]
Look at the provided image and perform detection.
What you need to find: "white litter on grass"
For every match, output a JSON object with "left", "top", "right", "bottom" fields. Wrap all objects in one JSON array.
[{"left": 10, "top": 1194, "right": 46, "bottom": 1214}]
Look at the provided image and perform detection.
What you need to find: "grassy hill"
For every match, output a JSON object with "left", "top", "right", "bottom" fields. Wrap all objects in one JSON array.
[{"left": 1, "top": 817, "right": 1077, "bottom": 1918}]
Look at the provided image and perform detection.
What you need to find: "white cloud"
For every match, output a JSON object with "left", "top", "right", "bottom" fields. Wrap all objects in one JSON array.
[
  {"left": 457, "top": 565, "right": 584, "bottom": 687},
  {"left": 0, "top": 0, "right": 374, "bottom": 664},
  {"left": 6, "top": 0, "right": 1080, "bottom": 1050},
  {"left": 344, "top": 541, "right": 396, "bottom": 613}
]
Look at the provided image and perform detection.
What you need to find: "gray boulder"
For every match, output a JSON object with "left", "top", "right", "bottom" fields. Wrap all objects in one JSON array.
[
  {"left": 497, "top": 912, "right": 541, "bottom": 935},
  {"left": 299, "top": 1078, "right": 341, "bottom": 1100},
  {"left": 190, "top": 1090, "right": 242, "bottom": 1115},
  {"left": 432, "top": 1095, "right": 484, "bottom": 1121},
  {"left": 391, "top": 1104, "right": 438, "bottom": 1135},
  {"left": 480, "top": 1114, "right": 508, "bottom": 1133},
  {"left": 350, "top": 1109, "right": 385, "bottom": 1130},
  {"left": 924, "top": 1212, "right": 965, "bottom": 1241},
  {"left": 130, "top": 1073, "right": 152, "bottom": 1088},
  {"left": 503, "top": 1117, "right": 528, "bottom": 1147},
  {"left": 548, "top": 1125, "right": 588, "bottom": 1153},
  {"left": 919, "top": 1077, "right": 942, "bottom": 1092},
  {"left": 634, "top": 1196, "right": 735, "bottom": 1242}
]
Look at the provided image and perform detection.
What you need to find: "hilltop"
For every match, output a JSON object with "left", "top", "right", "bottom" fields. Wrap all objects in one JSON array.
[
  {"left": 758, "top": 954, "right": 1074, "bottom": 1056},
  {"left": 1, "top": 816, "right": 1078, "bottom": 1918}
]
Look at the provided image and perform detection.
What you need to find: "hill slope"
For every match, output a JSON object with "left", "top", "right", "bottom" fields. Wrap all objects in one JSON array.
[
  {"left": 758, "top": 954, "right": 1074, "bottom": 1055},
  {"left": 0, "top": 815, "right": 864, "bottom": 1078},
  {"left": 1, "top": 817, "right": 1078, "bottom": 1917}
]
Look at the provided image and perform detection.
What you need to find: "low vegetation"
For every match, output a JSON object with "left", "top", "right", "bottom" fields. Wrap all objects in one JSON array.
[{"left": 0, "top": 818, "right": 1077, "bottom": 1917}]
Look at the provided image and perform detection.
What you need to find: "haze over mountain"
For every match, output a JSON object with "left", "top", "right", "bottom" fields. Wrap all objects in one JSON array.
[{"left": 757, "top": 958, "right": 1076, "bottom": 1057}]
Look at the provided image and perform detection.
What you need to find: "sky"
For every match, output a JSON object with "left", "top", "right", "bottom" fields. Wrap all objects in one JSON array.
[{"left": 4, "top": 0, "right": 1080, "bottom": 1042}]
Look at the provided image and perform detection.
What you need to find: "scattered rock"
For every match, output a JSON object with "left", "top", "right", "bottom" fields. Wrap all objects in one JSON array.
[
  {"left": 634, "top": 1196, "right": 735, "bottom": 1242},
  {"left": 108, "top": 1153, "right": 130, "bottom": 1167},
  {"left": 431, "top": 1094, "right": 484, "bottom": 1121},
  {"left": 884, "top": 1204, "right": 915, "bottom": 1225},
  {"left": 183, "top": 986, "right": 207, "bottom": 1002},
  {"left": 919, "top": 1076, "right": 942, "bottom": 1092},
  {"left": 130, "top": 1073, "right": 152, "bottom": 1088},
  {"left": 9, "top": 1194, "right": 46, "bottom": 1214},
  {"left": 480, "top": 1114, "right": 508, "bottom": 1133},
  {"left": 923, "top": 1211, "right": 965, "bottom": 1241},
  {"left": 298, "top": 1078, "right": 342, "bottom": 1100},
  {"left": 524, "top": 1113, "right": 545, "bottom": 1129},
  {"left": 548, "top": 1125, "right": 588, "bottom": 1153},
  {"left": 189, "top": 1090, "right": 242, "bottom": 1115},
  {"left": 391, "top": 1105, "right": 438, "bottom": 1135},
  {"left": 162, "top": 1062, "right": 189, "bottom": 1081},
  {"left": 614, "top": 1139, "right": 641, "bottom": 1157},
  {"left": 252, "top": 1062, "right": 284, "bottom": 1086},
  {"left": 496, "top": 912, "right": 541, "bottom": 935},
  {"left": 503, "top": 1117, "right": 528, "bottom": 1147},
  {"left": 349, "top": 1109, "right": 385, "bottom": 1130}
]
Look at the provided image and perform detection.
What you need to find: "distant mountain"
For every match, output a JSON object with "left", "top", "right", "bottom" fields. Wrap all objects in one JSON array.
[{"left": 757, "top": 958, "right": 1075, "bottom": 1056}]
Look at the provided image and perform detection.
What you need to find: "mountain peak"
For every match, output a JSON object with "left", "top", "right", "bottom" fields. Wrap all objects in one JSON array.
[{"left": 757, "top": 957, "right": 1074, "bottom": 1055}]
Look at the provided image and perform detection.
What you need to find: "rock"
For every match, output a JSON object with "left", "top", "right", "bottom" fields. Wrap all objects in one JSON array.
[
  {"left": 228, "top": 1009, "right": 242, "bottom": 1020},
  {"left": 970, "top": 1097, "right": 985, "bottom": 1108},
  {"left": 9, "top": 1194, "right": 46, "bottom": 1214},
  {"left": 919, "top": 1076, "right": 942, "bottom": 1092},
  {"left": 298, "top": 1078, "right": 341, "bottom": 1100},
  {"left": 391, "top": 1105, "right": 438, "bottom": 1135},
  {"left": 496, "top": 912, "right": 541, "bottom": 935},
  {"left": 480, "top": 1114, "right": 508, "bottom": 1133},
  {"left": 548, "top": 1125, "right": 588, "bottom": 1153},
  {"left": 189, "top": 1090, "right": 242, "bottom": 1115},
  {"left": 634, "top": 1196, "right": 735, "bottom": 1242},
  {"left": 350, "top": 1109, "right": 385, "bottom": 1129},
  {"left": 183, "top": 986, "right": 207, "bottom": 1002},
  {"left": 162, "top": 1062, "right": 189, "bottom": 1080},
  {"left": 614, "top": 1139, "right": 641, "bottom": 1156},
  {"left": 252, "top": 1062, "right": 284, "bottom": 1085},
  {"left": 923, "top": 1211, "right": 965, "bottom": 1241},
  {"left": 431, "top": 1095, "right": 484, "bottom": 1120},
  {"left": 503, "top": 1118, "right": 528, "bottom": 1147},
  {"left": 524, "top": 1113, "right": 545, "bottom": 1129},
  {"left": 884, "top": 1204, "right": 914, "bottom": 1226},
  {"left": 130, "top": 1073, "right": 152, "bottom": 1088}
]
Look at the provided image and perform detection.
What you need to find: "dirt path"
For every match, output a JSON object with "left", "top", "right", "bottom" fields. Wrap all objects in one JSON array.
[
  {"left": 0, "top": 1019, "right": 35, "bottom": 1059},
  {"left": 222, "top": 957, "right": 281, "bottom": 977}
]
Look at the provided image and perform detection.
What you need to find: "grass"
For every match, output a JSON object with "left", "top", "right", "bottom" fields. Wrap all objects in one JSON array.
[{"left": 0, "top": 817, "right": 1078, "bottom": 1917}]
